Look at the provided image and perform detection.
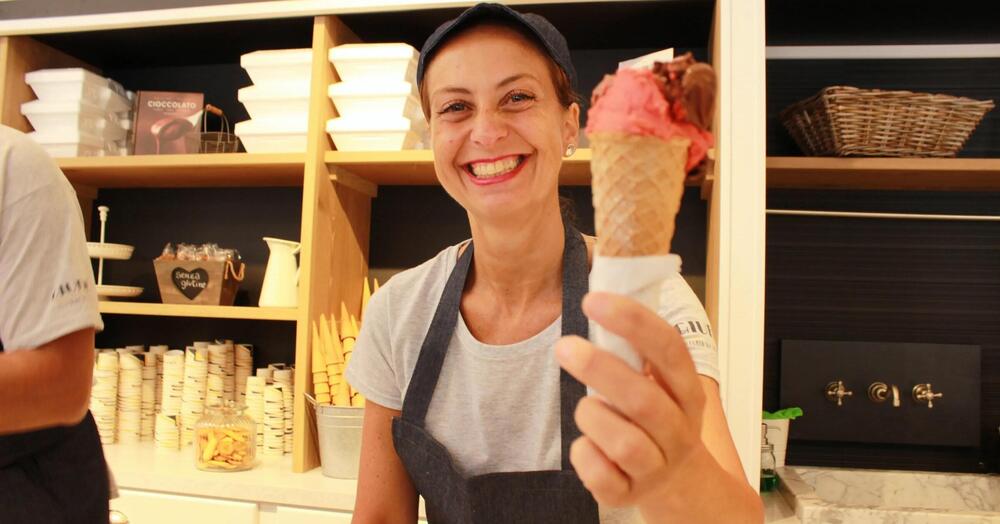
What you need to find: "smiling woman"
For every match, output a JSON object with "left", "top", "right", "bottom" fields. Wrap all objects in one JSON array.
[
  {"left": 343, "top": 3, "right": 762, "bottom": 524},
  {"left": 421, "top": 22, "right": 579, "bottom": 226}
]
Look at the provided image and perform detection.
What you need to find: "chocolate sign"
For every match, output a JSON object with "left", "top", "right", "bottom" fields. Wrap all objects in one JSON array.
[{"left": 172, "top": 268, "right": 209, "bottom": 300}]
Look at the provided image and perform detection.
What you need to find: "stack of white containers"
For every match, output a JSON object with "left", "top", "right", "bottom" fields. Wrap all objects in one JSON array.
[
  {"left": 156, "top": 349, "right": 185, "bottom": 450},
  {"left": 263, "top": 384, "right": 286, "bottom": 457},
  {"left": 235, "top": 344, "right": 253, "bottom": 402},
  {"left": 245, "top": 376, "right": 267, "bottom": 453},
  {"left": 273, "top": 368, "right": 294, "bottom": 454},
  {"left": 117, "top": 352, "right": 143, "bottom": 443},
  {"left": 21, "top": 68, "right": 134, "bottom": 157},
  {"left": 180, "top": 346, "right": 208, "bottom": 446},
  {"left": 92, "top": 351, "right": 119, "bottom": 445},
  {"left": 140, "top": 353, "right": 157, "bottom": 441},
  {"left": 235, "top": 49, "right": 313, "bottom": 153},
  {"left": 327, "top": 43, "right": 428, "bottom": 151}
]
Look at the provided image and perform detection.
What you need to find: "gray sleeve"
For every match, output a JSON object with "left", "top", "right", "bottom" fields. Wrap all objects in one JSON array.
[
  {"left": 658, "top": 272, "right": 720, "bottom": 383},
  {"left": 0, "top": 134, "right": 103, "bottom": 351},
  {"left": 345, "top": 284, "right": 404, "bottom": 410}
]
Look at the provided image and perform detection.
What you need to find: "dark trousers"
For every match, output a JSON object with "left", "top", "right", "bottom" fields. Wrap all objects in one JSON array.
[{"left": 0, "top": 412, "right": 110, "bottom": 524}]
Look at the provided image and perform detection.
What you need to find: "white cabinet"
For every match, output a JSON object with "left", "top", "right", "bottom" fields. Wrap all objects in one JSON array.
[
  {"left": 272, "top": 505, "right": 353, "bottom": 523},
  {"left": 112, "top": 489, "right": 259, "bottom": 524}
]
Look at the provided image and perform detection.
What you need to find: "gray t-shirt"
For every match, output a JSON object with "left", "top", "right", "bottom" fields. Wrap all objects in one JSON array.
[
  {"left": 0, "top": 125, "right": 103, "bottom": 351},
  {"left": 346, "top": 242, "right": 720, "bottom": 524}
]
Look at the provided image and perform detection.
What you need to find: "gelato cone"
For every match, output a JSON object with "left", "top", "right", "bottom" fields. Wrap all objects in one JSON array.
[
  {"left": 590, "top": 132, "right": 690, "bottom": 256},
  {"left": 584, "top": 56, "right": 715, "bottom": 371}
]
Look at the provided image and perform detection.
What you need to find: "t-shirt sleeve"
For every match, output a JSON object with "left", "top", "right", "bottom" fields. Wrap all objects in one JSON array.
[
  {"left": 658, "top": 272, "right": 720, "bottom": 383},
  {"left": 345, "top": 284, "right": 403, "bottom": 410},
  {"left": 0, "top": 133, "right": 103, "bottom": 351}
]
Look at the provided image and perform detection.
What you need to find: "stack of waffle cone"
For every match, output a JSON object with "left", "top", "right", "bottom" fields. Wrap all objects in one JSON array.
[{"left": 590, "top": 132, "right": 691, "bottom": 256}]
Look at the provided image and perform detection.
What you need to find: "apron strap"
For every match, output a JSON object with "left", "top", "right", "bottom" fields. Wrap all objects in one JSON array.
[
  {"left": 559, "top": 223, "right": 589, "bottom": 470},
  {"left": 400, "top": 240, "right": 475, "bottom": 425}
]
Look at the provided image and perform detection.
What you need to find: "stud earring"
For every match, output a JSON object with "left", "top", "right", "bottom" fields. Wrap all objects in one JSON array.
[{"left": 564, "top": 143, "right": 577, "bottom": 157}]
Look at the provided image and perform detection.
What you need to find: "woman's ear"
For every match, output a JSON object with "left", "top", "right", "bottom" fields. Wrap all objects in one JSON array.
[{"left": 563, "top": 102, "right": 581, "bottom": 149}]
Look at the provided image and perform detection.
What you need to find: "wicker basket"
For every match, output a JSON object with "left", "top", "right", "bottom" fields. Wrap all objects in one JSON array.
[{"left": 779, "top": 86, "right": 994, "bottom": 157}]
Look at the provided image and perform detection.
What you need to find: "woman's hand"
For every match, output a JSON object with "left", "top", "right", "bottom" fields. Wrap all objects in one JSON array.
[{"left": 554, "top": 291, "right": 716, "bottom": 519}]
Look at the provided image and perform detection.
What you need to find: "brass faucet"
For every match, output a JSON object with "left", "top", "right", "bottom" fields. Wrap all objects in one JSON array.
[
  {"left": 825, "top": 381, "right": 853, "bottom": 407},
  {"left": 867, "top": 382, "right": 901, "bottom": 407},
  {"left": 912, "top": 383, "right": 943, "bottom": 408}
]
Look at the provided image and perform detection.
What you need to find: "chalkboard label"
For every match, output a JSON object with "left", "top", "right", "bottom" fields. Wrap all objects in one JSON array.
[{"left": 172, "top": 267, "right": 209, "bottom": 300}]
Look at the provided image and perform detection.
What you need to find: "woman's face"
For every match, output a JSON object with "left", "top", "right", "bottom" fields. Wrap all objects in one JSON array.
[{"left": 423, "top": 25, "right": 580, "bottom": 224}]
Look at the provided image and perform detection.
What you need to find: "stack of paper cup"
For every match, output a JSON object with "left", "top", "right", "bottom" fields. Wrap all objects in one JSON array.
[
  {"left": 273, "top": 368, "right": 294, "bottom": 454},
  {"left": 234, "top": 344, "right": 253, "bottom": 401},
  {"left": 263, "top": 384, "right": 285, "bottom": 457},
  {"left": 207, "top": 343, "right": 227, "bottom": 407},
  {"left": 91, "top": 350, "right": 119, "bottom": 444},
  {"left": 161, "top": 350, "right": 185, "bottom": 416},
  {"left": 223, "top": 340, "right": 236, "bottom": 402},
  {"left": 256, "top": 367, "right": 273, "bottom": 383},
  {"left": 245, "top": 376, "right": 266, "bottom": 453},
  {"left": 117, "top": 352, "right": 143, "bottom": 443},
  {"left": 180, "top": 347, "right": 208, "bottom": 446},
  {"left": 149, "top": 345, "right": 169, "bottom": 411},
  {"left": 154, "top": 413, "right": 180, "bottom": 450},
  {"left": 141, "top": 353, "right": 157, "bottom": 440}
]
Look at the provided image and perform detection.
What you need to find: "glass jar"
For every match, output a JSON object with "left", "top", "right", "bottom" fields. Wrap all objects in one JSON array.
[
  {"left": 760, "top": 443, "right": 778, "bottom": 492},
  {"left": 194, "top": 401, "right": 256, "bottom": 472}
]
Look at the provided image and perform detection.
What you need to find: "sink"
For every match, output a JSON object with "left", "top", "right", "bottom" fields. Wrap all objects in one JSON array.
[{"left": 777, "top": 466, "right": 1000, "bottom": 523}]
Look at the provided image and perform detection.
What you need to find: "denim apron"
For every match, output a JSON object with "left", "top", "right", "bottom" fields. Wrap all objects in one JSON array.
[{"left": 392, "top": 222, "right": 599, "bottom": 523}]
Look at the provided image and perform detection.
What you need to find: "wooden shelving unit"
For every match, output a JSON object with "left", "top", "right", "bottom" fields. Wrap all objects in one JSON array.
[
  {"left": 326, "top": 149, "right": 702, "bottom": 187},
  {"left": 58, "top": 153, "right": 306, "bottom": 188},
  {"left": 98, "top": 302, "right": 298, "bottom": 321},
  {"left": 767, "top": 157, "right": 1000, "bottom": 191}
]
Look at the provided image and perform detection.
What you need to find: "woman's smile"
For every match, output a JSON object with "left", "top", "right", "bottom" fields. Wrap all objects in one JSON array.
[{"left": 462, "top": 153, "right": 530, "bottom": 185}]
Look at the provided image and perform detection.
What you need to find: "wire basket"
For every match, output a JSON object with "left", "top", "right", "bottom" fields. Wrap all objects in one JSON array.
[
  {"left": 200, "top": 104, "right": 241, "bottom": 154},
  {"left": 779, "top": 86, "right": 994, "bottom": 157}
]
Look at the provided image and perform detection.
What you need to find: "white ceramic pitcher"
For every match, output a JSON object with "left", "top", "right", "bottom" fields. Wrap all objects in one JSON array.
[{"left": 259, "top": 237, "right": 300, "bottom": 308}]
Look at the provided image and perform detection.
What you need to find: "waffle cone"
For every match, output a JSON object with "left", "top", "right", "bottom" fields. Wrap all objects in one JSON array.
[{"left": 591, "top": 132, "right": 690, "bottom": 256}]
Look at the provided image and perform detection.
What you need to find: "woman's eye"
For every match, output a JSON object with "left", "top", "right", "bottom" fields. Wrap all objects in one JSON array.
[
  {"left": 505, "top": 91, "right": 536, "bottom": 105},
  {"left": 438, "top": 101, "right": 469, "bottom": 114}
]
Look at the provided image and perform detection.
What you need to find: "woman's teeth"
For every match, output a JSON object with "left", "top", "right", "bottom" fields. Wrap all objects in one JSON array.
[{"left": 468, "top": 156, "right": 522, "bottom": 179}]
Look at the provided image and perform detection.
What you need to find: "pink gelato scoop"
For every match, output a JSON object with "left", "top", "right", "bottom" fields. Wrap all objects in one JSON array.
[{"left": 586, "top": 66, "right": 714, "bottom": 173}]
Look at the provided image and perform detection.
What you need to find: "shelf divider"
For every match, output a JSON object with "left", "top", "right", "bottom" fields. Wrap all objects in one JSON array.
[
  {"left": 98, "top": 302, "right": 298, "bottom": 321},
  {"left": 59, "top": 153, "right": 306, "bottom": 188},
  {"left": 767, "top": 156, "right": 1000, "bottom": 191}
]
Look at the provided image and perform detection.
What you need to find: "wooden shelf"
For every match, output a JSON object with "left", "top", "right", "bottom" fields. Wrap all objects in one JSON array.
[
  {"left": 767, "top": 157, "right": 1000, "bottom": 191},
  {"left": 326, "top": 148, "right": 704, "bottom": 187},
  {"left": 59, "top": 153, "right": 306, "bottom": 188},
  {"left": 98, "top": 302, "right": 298, "bottom": 321}
]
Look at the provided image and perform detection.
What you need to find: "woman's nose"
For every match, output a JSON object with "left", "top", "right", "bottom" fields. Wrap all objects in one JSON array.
[{"left": 469, "top": 109, "right": 507, "bottom": 147}]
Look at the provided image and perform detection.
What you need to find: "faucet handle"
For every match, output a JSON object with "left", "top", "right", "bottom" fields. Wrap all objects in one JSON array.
[
  {"left": 825, "top": 380, "right": 853, "bottom": 407},
  {"left": 912, "top": 383, "right": 943, "bottom": 409}
]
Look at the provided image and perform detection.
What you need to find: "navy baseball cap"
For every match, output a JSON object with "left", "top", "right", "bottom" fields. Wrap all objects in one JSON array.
[{"left": 416, "top": 2, "right": 577, "bottom": 91}]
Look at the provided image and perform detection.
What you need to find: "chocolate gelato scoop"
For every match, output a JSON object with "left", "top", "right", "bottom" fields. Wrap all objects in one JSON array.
[{"left": 652, "top": 52, "right": 716, "bottom": 131}]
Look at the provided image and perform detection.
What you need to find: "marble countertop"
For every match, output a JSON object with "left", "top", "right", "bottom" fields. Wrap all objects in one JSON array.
[{"left": 763, "top": 491, "right": 799, "bottom": 523}]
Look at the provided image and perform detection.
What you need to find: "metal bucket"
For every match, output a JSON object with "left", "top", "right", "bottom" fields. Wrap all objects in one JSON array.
[{"left": 315, "top": 404, "right": 364, "bottom": 479}]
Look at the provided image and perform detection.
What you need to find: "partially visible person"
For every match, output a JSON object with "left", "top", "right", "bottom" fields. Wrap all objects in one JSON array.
[{"left": 0, "top": 124, "right": 109, "bottom": 523}]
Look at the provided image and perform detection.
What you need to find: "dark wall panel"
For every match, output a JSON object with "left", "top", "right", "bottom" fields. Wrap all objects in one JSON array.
[{"left": 764, "top": 189, "right": 1000, "bottom": 473}]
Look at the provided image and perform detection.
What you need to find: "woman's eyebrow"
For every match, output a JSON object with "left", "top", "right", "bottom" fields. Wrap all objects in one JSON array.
[
  {"left": 432, "top": 73, "right": 541, "bottom": 99},
  {"left": 496, "top": 73, "right": 538, "bottom": 87}
]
